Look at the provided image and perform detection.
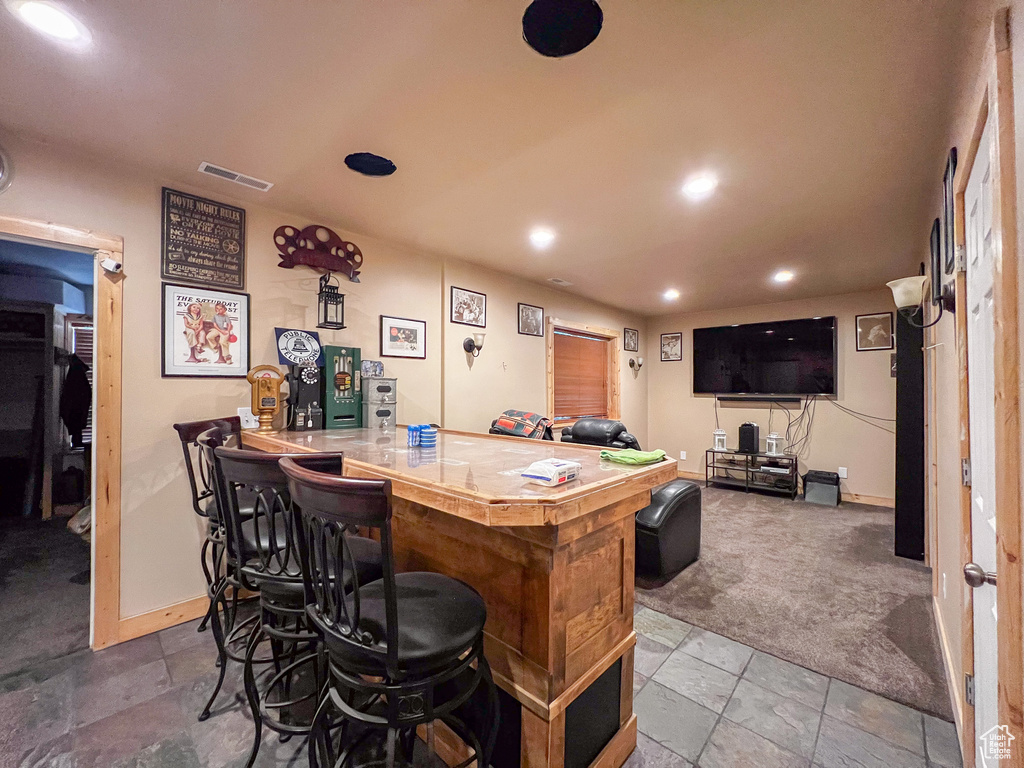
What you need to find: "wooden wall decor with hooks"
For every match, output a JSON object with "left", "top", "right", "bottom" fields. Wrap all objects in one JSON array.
[{"left": 273, "top": 224, "right": 363, "bottom": 282}]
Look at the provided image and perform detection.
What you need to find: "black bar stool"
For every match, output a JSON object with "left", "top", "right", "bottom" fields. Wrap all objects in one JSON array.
[
  {"left": 172, "top": 416, "right": 241, "bottom": 635},
  {"left": 193, "top": 426, "right": 264, "bottom": 721},
  {"left": 279, "top": 457, "right": 499, "bottom": 768},
  {"left": 211, "top": 446, "right": 384, "bottom": 768}
]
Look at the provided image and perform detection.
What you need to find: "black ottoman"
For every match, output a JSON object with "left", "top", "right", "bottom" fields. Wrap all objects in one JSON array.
[{"left": 635, "top": 480, "right": 701, "bottom": 578}]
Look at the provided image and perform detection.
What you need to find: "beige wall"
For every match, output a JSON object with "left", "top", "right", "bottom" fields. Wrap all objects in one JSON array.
[
  {"left": 441, "top": 259, "right": 648, "bottom": 446},
  {"left": 647, "top": 290, "right": 897, "bottom": 500},
  {"left": 0, "top": 131, "right": 646, "bottom": 620}
]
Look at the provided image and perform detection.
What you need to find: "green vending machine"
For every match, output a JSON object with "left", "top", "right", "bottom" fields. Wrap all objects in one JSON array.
[{"left": 323, "top": 345, "right": 362, "bottom": 429}]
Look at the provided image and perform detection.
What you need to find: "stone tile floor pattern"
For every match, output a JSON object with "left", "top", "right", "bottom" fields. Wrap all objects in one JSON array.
[
  {"left": 627, "top": 606, "right": 963, "bottom": 768},
  {"left": 0, "top": 601, "right": 964, "bottom": 767}
]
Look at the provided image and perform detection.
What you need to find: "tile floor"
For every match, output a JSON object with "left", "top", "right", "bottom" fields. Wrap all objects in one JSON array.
[
  {"left": 626, "top": 606, "right": 964, "bottom": 768},
  {"left": 0, "top": 601, "right": 964, "bottom": 768}
]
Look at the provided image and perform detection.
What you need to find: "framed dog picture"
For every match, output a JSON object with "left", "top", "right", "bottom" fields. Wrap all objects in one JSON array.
[
  {"left": 660, "top": 332, "right": 682, "bottom": 362},
  {"left": 450, "top": 286, "right": 486, "bottom": 327},
  {"left": 624, "top": 328, "right": 639, "bottom": 352},
  {"left": 518, "top": 303, "right": 544, "bottom": 336},
  {"left": 856, "top": 312, "right": 894, "bottom": 351},
  {"left": 162, "top": 283, "right": 250, "bottom": 377},
  {"left": 380, "top": 315, "right": 427, "bottom": 359}
]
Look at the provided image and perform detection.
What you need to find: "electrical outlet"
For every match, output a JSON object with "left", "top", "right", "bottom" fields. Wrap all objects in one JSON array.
[
  {"left": 680, "top": 451, "right": 687, "bottom": 461},
  {"left": 838, "top": 466, "right": 848, "bottom": 479}
]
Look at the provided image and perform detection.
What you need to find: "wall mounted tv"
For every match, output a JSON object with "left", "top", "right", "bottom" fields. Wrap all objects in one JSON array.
[{"left": 692, "top": 316, "right": 837, "bottom": 396}]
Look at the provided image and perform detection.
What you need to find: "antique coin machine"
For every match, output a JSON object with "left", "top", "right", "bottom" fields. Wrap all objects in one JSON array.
[{"left": 324, "top": 345, "right": 362, "bottom": 429}]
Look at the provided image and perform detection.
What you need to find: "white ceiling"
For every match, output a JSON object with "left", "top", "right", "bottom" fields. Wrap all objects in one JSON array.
[{"left": 0, "top": 1, "right": 988, "bottom": 315}]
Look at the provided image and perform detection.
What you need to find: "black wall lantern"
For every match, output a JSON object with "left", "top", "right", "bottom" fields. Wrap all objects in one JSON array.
[{"left": 317, "top": 272, "right": 346, "bottom": 329}]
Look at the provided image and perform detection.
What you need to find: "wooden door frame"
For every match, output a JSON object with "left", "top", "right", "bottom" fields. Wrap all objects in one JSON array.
[
  {"left": 953, "top": 8, "right": 1023, "bottom": 765},
  {"left": 545, "top": 317, "right": 622, "bottom": 426},
  {"left": 0, "top": 214, "right": 123, "bottom": 650}
]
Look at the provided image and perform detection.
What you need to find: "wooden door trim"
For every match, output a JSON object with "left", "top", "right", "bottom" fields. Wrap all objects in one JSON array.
[
  {"left": 952, "top": 8, "right": 1024, "bottom": 763},
  {"left": 988, "top": 10, "right": 1024, "bottom": 753},
  {"left": 0, "top": 214, "right": 123, "bottom": 650}
]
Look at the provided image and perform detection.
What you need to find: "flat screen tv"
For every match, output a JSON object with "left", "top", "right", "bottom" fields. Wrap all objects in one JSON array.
[{"left": 692, "top": 317, "right": 837, "bottom": 396}]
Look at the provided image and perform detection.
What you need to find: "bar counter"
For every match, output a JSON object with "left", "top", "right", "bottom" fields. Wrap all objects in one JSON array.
[{"left": 242, "top": 427, "right": 677, "bottom": 768}]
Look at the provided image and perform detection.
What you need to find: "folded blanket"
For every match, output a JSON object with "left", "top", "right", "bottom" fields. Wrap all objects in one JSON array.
[{"left": 600, "top": 448, "right": 667, "bottom": 465}]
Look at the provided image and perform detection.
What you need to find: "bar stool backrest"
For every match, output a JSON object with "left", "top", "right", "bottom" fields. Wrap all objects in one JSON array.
[
  {"left": 279, "top": 456, "right": 399, "bottom": 675},
  {"left": 172, "top": 416, "right": 241, "bottom": 519},
  {"left": 213, "top": 446, "right": 344, "bottom": 586}
]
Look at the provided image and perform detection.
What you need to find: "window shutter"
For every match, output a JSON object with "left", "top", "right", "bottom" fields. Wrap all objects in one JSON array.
[
  {"left": 553, "top": 330, "right": 609, "bottom": 421},
  {"left": 70, "top": 322, "right": 94, "bottom": 445}
]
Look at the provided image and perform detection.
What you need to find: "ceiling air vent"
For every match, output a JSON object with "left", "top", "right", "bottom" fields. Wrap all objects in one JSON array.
[
  {"left": 197, "top": 162, "right": 274, "bottom": 192},
  {"left": 547, "top": 277, "right": 573, "bottom": 287}
]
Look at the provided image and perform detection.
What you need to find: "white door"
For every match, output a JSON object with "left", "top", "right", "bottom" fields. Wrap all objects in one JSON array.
[{"left": 965, "top": 115, "right": 1000, "bottom": 763}]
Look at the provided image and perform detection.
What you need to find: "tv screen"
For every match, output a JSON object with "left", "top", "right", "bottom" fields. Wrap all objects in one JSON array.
[{"left": 693, "top": 317, "right": 837, "bottom": 396}]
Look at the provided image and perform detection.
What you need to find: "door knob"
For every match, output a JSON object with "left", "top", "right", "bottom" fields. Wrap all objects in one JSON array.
[{"left": 964, "top": 562, "right": 997, "bottom": 588}]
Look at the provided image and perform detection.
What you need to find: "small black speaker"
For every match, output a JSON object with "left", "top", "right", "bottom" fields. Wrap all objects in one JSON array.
[{"left": 738, "top": 422, "right": 759, "bottom": 454}]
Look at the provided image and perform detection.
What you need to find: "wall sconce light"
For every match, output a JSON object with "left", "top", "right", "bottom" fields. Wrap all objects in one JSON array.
[
  {"left": 629, "top": 357, "right": 644, "bottom": 372},
  {"left": 463, "top": 332, "right": 486, "bottom": 357},
  {"left": 317, "top": 272, "right": 346, "bottom": 329},
  {"left": 886, "top": 274, "right": 954, "bottom": 329}
]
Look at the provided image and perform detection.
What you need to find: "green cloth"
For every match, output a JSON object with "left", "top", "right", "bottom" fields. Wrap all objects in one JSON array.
[{"left": 600, "top": 448, "right": 667, "bottom": 465}]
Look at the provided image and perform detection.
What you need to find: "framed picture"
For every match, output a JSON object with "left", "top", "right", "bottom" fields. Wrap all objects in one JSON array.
[
  {"left": 856, "top": 312, "right": 894, "bottom": 351},
  {"left": 624, "top": 328, "right": 639, "bottom": 352},
  {"left": 943, "top": 148, "right": 958, "bottom": 275},
  {"left": 929, "top": 217, "right": 942, "bottom": 304},
  {"left": 450, "top": 286, "right": 486, "bottom": 327},
  {"left": 660, "top": 332, "right": 682, "bottom": 362},
  {"left": 161, "top": 188, "right": 246, "bottom": 290},
  {"left": 380, "top": 315, "right": 427, "bottom": 359},
  {"left": 518, "top": 303, "right": 544, "bottom": 336},
  {"left": 162, "top": 283, "right": 249, "bottom": 377}
]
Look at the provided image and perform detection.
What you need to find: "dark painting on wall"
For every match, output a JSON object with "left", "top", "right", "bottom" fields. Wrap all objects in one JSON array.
[
  {"left": 943, "top": 148, "right": 958, "bottom": 275},
  {"left": 162, "top": 188, "right": 246, "bottom": 290}
]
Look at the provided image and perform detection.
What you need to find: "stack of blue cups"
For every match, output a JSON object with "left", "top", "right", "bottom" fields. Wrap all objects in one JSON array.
[{"left": 419, "top": 426, "right": 437, "bottom": 448}]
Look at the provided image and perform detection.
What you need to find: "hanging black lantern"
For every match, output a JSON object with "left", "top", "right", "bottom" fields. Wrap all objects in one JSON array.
[{"left": 317, "top": 272, "right": 346, "bottom": 329}]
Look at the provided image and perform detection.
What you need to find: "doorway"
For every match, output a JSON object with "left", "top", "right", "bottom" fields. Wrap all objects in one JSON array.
[
  {"left": 0, "top": 214, "right": 123, "bottom": 651},
  {"left": 0, "top": 238, "right": 96, "bottom": 675}
]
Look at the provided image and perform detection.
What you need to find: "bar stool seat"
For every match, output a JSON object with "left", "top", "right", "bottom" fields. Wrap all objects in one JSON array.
[
  {"left": 249, "top": 535, "right": 384, "bottom": 605},
  {"left": 324, "top": 571, "right": 486, "bottom": 674}
]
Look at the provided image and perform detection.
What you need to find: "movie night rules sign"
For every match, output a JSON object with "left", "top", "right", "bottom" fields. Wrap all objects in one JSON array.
[{"left": 161, "top": 188, "right": 246, "bottom": 290}]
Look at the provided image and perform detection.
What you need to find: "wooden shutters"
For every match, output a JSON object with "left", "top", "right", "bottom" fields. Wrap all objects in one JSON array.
[
  {"left": 553, "top": 330, "right": 610, "bottom": 421},
  {"left": 66, "top": 318, "right": 94, "bottom": 444}
]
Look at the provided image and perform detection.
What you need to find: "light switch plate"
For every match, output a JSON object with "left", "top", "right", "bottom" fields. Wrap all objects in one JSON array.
[
  {"left": 680, "top": 451, "right": 687, "bottom": 461},
  {"left": 838, "top": 466, "right": 848, "bottom": 479},
  {"left": 238, "top": 407, "right": 259, "bottom": 429}
]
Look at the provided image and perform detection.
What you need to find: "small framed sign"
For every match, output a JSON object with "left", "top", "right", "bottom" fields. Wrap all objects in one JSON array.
[
  {"left": 380, "top": 315, "right": 427, "bottom": 359},
  {"left": 624, "top": 328, "right": 639, "bottom": 352},
  {"left": 162, "top": 188, "right": 246, "bottom": 290},
  {"left": 856, "top": 312, "right": 894, "bottom": 351},
  {"left": 660, "top": 332, "right": 682, "bottom": 362},
  {"left": 162, "top": 283, "right": 250, "bottom": 377}
]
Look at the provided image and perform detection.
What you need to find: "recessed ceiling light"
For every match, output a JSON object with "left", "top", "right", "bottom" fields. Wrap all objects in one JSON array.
[
  {"left": 773, "top": 269, "right": 795, "bottom": 284},
  {"left": 766, "top": 330, "right": 774, "bottom": 334},
  {"left": 681, "top": 172, "right": 718, "bottom": 201},
  {"left": 529, "top": 227, "right": 556, "bottom": 250},
  {"left": 663, "top": 288, "right": 680, "bottom": 300},
  {"left": 6, "top": 0, "right": 91, "bottom": 47}
]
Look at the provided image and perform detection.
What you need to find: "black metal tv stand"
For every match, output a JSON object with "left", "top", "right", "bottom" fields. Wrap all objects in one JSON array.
[{"left": 705, "top": 448, "right": 799, "bottom": 500}]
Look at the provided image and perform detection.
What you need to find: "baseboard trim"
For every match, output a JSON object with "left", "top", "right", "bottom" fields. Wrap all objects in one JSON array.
[
  {"left": 845, "top": 492, "right": 895, "bottom": 508},
  {"left": 933, "top": 596, "right": 967, "bottom": 762},
  {"left": 677, "top": 469, "right": 703, "bottom": 481},
  {"left": 114, "top": 595, "right": 209, "bottom": 645}
]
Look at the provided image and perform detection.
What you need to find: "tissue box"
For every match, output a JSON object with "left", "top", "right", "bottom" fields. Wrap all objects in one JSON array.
[{"left": 521, "top": 458, "right": 582, "bottom": 487}]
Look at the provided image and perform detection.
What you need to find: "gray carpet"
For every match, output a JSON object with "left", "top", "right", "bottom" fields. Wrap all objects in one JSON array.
[
  {"left": 635, "top": 487, "right": 954, "bottom": 720},
  {"left": 0, "top": 517, "right": 90, "bottom": 679}
]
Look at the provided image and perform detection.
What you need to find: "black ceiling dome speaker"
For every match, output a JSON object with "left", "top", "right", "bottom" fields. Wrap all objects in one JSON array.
[
  {"left": 523, "top": 0, "right": 603, "bottom": 57},
  {"left": 344, "top": 152, "right": 397, "bottom": 177}
]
